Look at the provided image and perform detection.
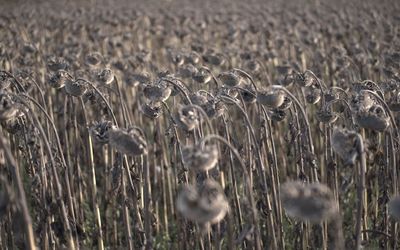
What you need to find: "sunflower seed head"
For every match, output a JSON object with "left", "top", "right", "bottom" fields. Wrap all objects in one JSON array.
[
  {"left": 331, "top": 127, "right": 358, "bottom": 165},
  {"left": 244, "top": 60, "right": 260, "bottom": 73},
  {"left": 351, "top": 92, "right": 376, "bottom": 112},
  {"left": 0, "top": 72, "right": 12, "bottom": 91},
  {"left": 190, "top": 92, "right": 208, "bottom": 106},
  {"left": 177, "top": 180, "right": 229, "bottom": 226},
  {"left": 22, "top": 43, "right": 36, "bottom": 54},
  {"left": 294, "top": 72, "right": 313, "bottom": 87},
  {"left": 85, "top": 52, "right": 103, "bottom": 68},
  {"left": 47, "top": 56, "right": 69, "bottom": 72},
  {"left": 1, "top": 115, "right": 25, "bottom": 135},
  {"left": 276, "top": 65, "right": 293, "bottom": 76},
  {"left": 355, "top": 105, "right": 389, "bottom": 132},
  {"left": 218, "top": 71, "right": 242, "bottom": 87},
  {"left": 271, "top": 109, "right": 287, "bottom": 122},
  {"left": 65, "top": 79, "right": 88, "bottom": 97},
  {"left": 324, "top": 91, "right": 339, "bottom": 103},
  {"left": 0, "top": 92, "right": 20, "bottom": 122},
  {"left": 97, "top": 68, "right": 114, "bottom": 85},
  {"left": 185, "top": 51, "right": 201, "bottom": 65},
  {"left": 316, "top": 109, "right": 339, "bottom": 124},
  {"left": 203, "top": 51, "right": 225, "bottom": 66},
  {"left": 192, "top": 68, "right": 212, "bottom": 84},
  {"left": 240, "top": 84, "right": 257, "bottom": 104},
  {"left": 178, "top": 64, "right": 198, "bottom": 79},
  {"left": 136, "top": 49, "right": 151, "bottom": 63},
  {"left": 169, "top": 51, "right": 185, "bottom": 66},
  {"left": 49, "top": 71, "right": 70, "bottom": 89},
  {"left": 182, "top": 144, "right": 219, "bottom": 172},
  {"left": 143, "top": 81, "right": 172, "bottom": 102},
  {"left": 140, "top": 102, "right": 163, "bottom": 119},
  {"left": 175, "top": 105, "right": 201, "bottom": 132},
  {"left": 90, "top": 121, "right": 113, "bottom": 146},
  {"left": 280, "top": 181, "right": 337, "bottom": 223},
  {"left": 257, "top": 89, "right": 285, "bottom": 108},
  {"left": 202, "top": 98, "right": 225, "bottom": 119},
  {"left": 305, "top": 86, "right": 322, "bottom": 104},
  {"left": 108, "top": 127, "right": 147, "bottom": 156}
]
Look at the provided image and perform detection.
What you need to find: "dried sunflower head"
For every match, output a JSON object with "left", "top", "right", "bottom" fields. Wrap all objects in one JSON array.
[
  {"left": 294, "top": 72, "right": 313, "bottom": 87},
  {"left": 1, "top": 115, "right": 25, "bottom": 135},
  {"left": 85, "top": 52, "right": 103, "bottom": 68},
  {"left": 331, "top": 127, "right": 358, "bottom": 165},
  {"left": 175, "top": 105, "right": 201, "bottom": 132},
  {"left": 49, "top": 71, "right": 71, "bottom": 89},
  {"left": 182, "top": 144, "right": 219, "bottom": 172},
  {"left": 178, "top": 64, "right": 198, "bottom": 79},
  {"left": 202, "top": 98, "right": 225, "bottom": 119},
  {"left": 97, "top": 68, "right": 114, "bottom": 85},
  {"left": 47, "top": 56, "right": 69, "bottom": 72},
  {"left": 0, "top": 72, "right": 12, "bottom": 91},
  {"left": 305, "top": 86, "right": 321, "bottom": 105},
  {"left": 277, "top": 96, "right": 292, "bottom": 110},
  {"left": 185, "top": 51, "right": 201, "bottom": 65},
  {"left": 351, "top": 92, "right": 375, "bottom": 112},
  {"left": 316, "top": 108, "right": 339, "bottom": 124},
  {"left": 271, "top": 109, "right": 287, "bottom": 122},
  {"left": 108, "top": 126, "right": 147, "bottom": 156},
  {"left": 143, "top": 81, "right": 172, "bottom": 102},
  {"left": 280, "top": 181, "right": 337, "bottom": 223},
  {"left": 203, "top": 51, "right": 225, "bottom": 66},
  {"left": 240, "top": 84, "right": 257, "bottom": 104},
  {"left": 177, "top": 179, "right": 229, "bottom": 226},
  {"left": 190, "top": 92, "right": 208, "bottom": 107},
  {"left": 218, "top": 71, "right": 242, "bottom": 87},
  {"left": 140, "top": 102, "right": 163, "bottom": 119},
  {"left": 257, "top": 89, "right": 285, "bottom": 108},
  {"left": 0, "top": 92, "right": 21, "bottom": 122},
  {"left": 90, "top": 121, "right": 113, "bottom": 146},
  {"left": 192, "top": 67, "right": 212, "bottom": 84},
  {"left": 355, "top": 105, "right": 389, "bottom": 132},
  {"left": 65, "top": 79, "right": 88, "bottom": 97}
]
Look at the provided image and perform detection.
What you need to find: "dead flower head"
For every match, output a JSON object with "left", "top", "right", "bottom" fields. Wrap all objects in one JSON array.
[
  {"left": 257, "top": 89, "right": 285, "bottom": 108},
  {"left": 280, "top": 181, "right": 337, "bottom": 223},
  {"left": 97, "top": 68, "right": 114, "bottom": 85},
  {"left": 108, "top": 126, "right": 147, "bottom": 156},
  {"left": 192, "top": 67, "right": 212, "bottom": 84},
  {"left": 182, "top": 144, "right": 219, "bottom": 172},
  {"left": 141, "top": 102, "right": 163, "bottom": 119},
  {"left": 0, "top": 92, "right": 21, "bottom": 122},
  {"left": 49, "top": 71, "right": 71, "bottom": 89},
  {"left": 331, "top": 127, "right": 359, "bottom": 165},
  {"left": 305, "top": 86, "right": 322, "bottom": 105},
  {"left": 90, "top": 121, "right": 113, "bottom": 146},
  {"left": 177, "top": 179, "right": 229, "bottom": 226},
  {"left": 65, "top": 79, "right": 88, "bottom": 97},
  {"left": 218, "top": 71, "right": 242, "bottom": 87},
  {"left": 175, "top": 105, "right": 201, "bottom": 132},
  {"left": 355, "top": 105, "right": 389, "bottom": 132},
  {"left": 143, "top": 81, "right": 172, "bottom": 102}
]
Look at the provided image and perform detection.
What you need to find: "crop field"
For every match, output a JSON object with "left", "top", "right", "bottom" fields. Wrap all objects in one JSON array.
[{"left": 0, "top": 0, "right": 399, "bottom": 249}]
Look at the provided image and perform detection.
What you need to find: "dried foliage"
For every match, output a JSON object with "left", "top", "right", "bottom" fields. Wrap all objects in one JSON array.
[{"left": 0, "top": 0, "right": 399, "bottom": 249}]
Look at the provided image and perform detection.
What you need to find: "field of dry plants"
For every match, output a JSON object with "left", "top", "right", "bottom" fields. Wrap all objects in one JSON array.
[{"left": 0, "top": 0, "right": 399, "bottom": 249}]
